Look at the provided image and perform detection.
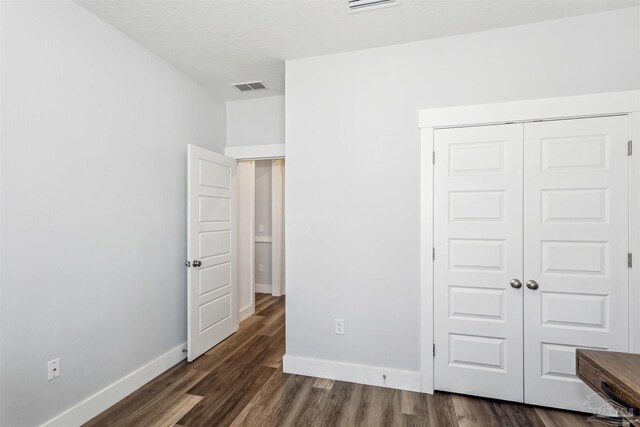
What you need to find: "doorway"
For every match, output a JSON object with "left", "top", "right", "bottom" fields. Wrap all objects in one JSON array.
[{"left": 236, "top": 159, "right": 285, "bottom": 322}]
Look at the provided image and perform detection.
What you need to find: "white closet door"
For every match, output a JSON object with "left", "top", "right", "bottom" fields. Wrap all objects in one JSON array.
[
  {"left": 434, "top": 124, "right": 524, "bottom": 402},
  {"left": 523, "top": 116, "right": 629, "bottom": 411}
]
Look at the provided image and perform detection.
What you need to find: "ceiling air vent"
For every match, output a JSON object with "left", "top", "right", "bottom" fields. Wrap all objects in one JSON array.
[
  {"left": 232, "top": 81, "right": 267, "bottom": 92},
  {"left": 348, "top": 0, "right": 398, "bottom": 13}
]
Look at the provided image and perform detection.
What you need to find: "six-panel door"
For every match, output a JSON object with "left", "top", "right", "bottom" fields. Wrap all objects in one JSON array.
[
  {"left": 523, "top": 116, "right": 629, "bottom": 411},
  {"left": 434, "top": 124, "right": 524, "bottom": 402}
]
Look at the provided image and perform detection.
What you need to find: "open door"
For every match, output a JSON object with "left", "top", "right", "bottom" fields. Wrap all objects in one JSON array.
[{"left": 187, "top": 144, "right": 237, "bottom": 362}]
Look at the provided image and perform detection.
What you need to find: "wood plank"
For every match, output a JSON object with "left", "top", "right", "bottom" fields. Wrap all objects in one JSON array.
[
  {"left": 83, "top": 363, "right": 206, "bottom": 426},
  {"left": 332, "top": 381, "right": 364, "bottom": 427},
  {"left": 85, "top": 295, "right": 607, "bottom": 427},
  {"left": 139, "top": 394, "right": 203, "bottom": 427},
  {"left": 229, "top": 369, "right": 287, "bottom": 427},
  {"left": 452, "top": 393, "right": 508, "bottom": 427},
  {"left": 422, "top": 392, "right": 459, "bottom": 426},
  {"left": 233, "top": 372, "right": 314, "bottom": 427},
  {"left": 178, "top": 365, "right": 276, "bottom": 427},
  {"left": 115, "top": 371, "right": 207, "bottom": 427},
  {"left": 402, "top": 413, "right": 428, "bottom": 427},
  {"left": 313, "top": 378, "right": 334, "bottom": 391},
  {"left": 534, "top": 406, "right": 607, "bottom": 427}
]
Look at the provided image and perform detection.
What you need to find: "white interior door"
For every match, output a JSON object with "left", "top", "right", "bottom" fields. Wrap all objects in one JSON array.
[
  {"left": 523, "top": 116, "right": 630, "bottom": 411},
  {"left": 187, "top": 144, "right": 238, "bottom": 362},
  {"left": 434, "top": 124, "right": 524, "bottom": 402}
]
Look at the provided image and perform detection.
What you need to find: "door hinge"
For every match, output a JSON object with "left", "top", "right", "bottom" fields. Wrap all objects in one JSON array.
[
  {"left": 432, "top": 151, "right": 435, "bottom": 164},
  {"left": 629, "top": 253, "right": 633, "bottom": 268},
  {"left": 629, "top": 140, "right": 633, "bottom": 156},
  {"left": 432, "top": 247, "right": 435, "bottom": 261},
  {"left": 433, "top": 344, "right": 435, "bottom": 357}
]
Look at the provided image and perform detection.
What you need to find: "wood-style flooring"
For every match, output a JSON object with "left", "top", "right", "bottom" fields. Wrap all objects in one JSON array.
[{"left": 85, "top": 294, "right": 606, "bottom": 427}]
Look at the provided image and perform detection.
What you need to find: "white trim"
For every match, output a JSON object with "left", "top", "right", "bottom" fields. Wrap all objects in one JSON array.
[
  {"left": 419, "top": 128, "right": 434, "bottom": 394},
  {"left": 237, "top": 161, "right": 256, "bottom": 329},
  {"left": 419, "top": 90, "right": 640, "bottom": 129},
  {"left": 225, "top": 144, "right": 285, "bottom": 160},
  {"left": 283, "top": 354, "right": 421, "bottom": 392},
  {"left": 239, "top": 305, "right": 255, "bottom": 323},
  {"left": 631, "top": 112, "right": 640, "bottom": 353},
  {"left": 255, "top": 283, "right": 272, "bottom": 294},
  {"left": 271, "top": 159, "right": 285, "bottom": 297},
  {"left": 41, "top": 343, "right": 186, "bottom": 427},
  {"left": 419, "top": 90, "right": 640, "bottom": 397},
  {"left": 255, "top": 235, "right": 273, "bottom": 243}
]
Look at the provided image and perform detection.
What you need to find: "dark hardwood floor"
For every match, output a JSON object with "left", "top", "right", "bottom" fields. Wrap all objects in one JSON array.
[{"left": 85, "top": 294, "right": 605, "bottom": 426}]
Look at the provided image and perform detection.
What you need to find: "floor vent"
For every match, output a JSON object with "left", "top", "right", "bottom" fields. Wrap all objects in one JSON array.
[
  {"left": 348, "top": 0, "right": 398, "bottom": 13},
  {"left": 232, "top": 81, "right": 267, "bottom": 92}
]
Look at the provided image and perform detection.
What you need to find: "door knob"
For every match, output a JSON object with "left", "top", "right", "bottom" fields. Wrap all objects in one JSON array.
[
  {"left": 192, "top": 260, "right": 202, "bottom": 267},
  {"left": 526, "top": 280, "right": 539, "bottom": 290},
  {"left": 510, "top": 279, "right": 522, "bottom": 289}
]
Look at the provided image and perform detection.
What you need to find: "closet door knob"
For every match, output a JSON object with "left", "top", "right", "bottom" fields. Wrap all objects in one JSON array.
[
  {"left": 526, "top": 280, "right": 539, "bottom": 290},
  {"left": 510, "top": 279, "right": 522, "bottom": 289},
  {"left": 192, "top": 260, "right": 202, "bottom": 267}
]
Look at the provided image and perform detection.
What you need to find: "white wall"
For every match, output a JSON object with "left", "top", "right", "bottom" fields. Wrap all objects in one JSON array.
[
  {"left": 285, "top": 7, "right": 640, "bottom": 375},
  {"left": 255, "top": 160, "right": 273, "bottom": 237},
  {"left": 255, "top": 160, "right": 273, "bottom": 287},
  {"left": 0, "top": 1, "right": 226, "bottom": 426},
  {"left": 226, "top": 95, "right": 285, "bottom": 147}
]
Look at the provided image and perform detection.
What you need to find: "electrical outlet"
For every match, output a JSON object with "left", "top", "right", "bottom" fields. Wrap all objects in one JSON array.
[
  {"left": 335, "top": 319, "right": 345, "bottom": 335},
  {"left": 258, "top": 264, "right": 264, "bottom": 272},
  {"left": 48, "top": 358, "right": 61, "bottom": 381},
  {"left": 258, "top": 224, "right": 264, "bottom": 233}
]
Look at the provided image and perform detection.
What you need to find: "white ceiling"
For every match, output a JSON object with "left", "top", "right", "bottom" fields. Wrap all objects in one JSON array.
[{"left": 77, "top": 0, "right": 639, "bottom": 101}]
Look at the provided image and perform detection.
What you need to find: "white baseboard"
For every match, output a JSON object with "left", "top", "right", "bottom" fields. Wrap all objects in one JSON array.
[
  {"left": 283, "top": 354, "right": 421, "bottom": 392},
  {"left": 42, "top": 343, "right": 187, "bottom": 427},
  {"left": 239, "top": 304, "right": 255, "bottom": 322},
  {"left": 255, "top": 283, "right": 272, "bottom": 294}
]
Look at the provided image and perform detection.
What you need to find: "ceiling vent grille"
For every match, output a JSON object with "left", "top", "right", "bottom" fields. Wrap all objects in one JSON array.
[
  {"left": 232, "top": 81, "right": 267, "bottom": 92},
  {"left": 348, "top": 0, "right": 398, "bottom": 13}
]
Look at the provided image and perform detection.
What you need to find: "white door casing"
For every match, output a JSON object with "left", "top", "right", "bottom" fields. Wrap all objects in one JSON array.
[
  {"left": 236, "top": 160, "right": 256, "bottom": 323},
  {"left": 187, "top": 145, "right": 238, "bottom": 362},
  {"left": 523, "top": 116, "right": 630, "bottom": 411},
  {"left": 271, "top": 159, "right": 285, "bottom": 296},
  {"left": 433, "top": 124, "right": 524, "bottom": 402}
]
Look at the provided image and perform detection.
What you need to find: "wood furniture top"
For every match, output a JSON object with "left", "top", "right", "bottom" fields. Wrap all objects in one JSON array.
[{"left": 576, "top": 349, "right": 640, "bottom": 424}]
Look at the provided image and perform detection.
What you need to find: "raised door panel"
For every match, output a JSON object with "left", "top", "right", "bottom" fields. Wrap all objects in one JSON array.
[
  {"left": 523, "top": 116, "right": 629, "bottom": 412},
  {"left": 187, "top": 145, "right": 237, "bottom": 362},
  {"left": 433, "top": 123, "right": 524, "bottom": 402}
]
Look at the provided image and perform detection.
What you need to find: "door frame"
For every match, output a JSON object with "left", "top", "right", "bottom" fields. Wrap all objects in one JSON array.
[
  {"left": 418, "top": 90, "right": 640, "bottom": 394},
  {"left": 225, "top": 144, "right": 285, "bottom": 160},
  {"left": 227, "top": 147, "right": 286, "bottom": 306},
  {"left": 236, "top": 160, "right": 256, "bottom": 322}
]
